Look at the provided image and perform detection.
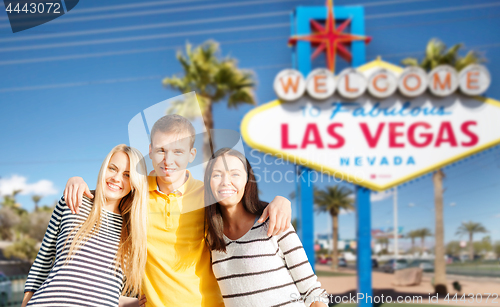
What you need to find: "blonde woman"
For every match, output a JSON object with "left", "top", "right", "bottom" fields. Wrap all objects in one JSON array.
[{"left": 22, "top": 145, "right": 148, "bottom": 307}]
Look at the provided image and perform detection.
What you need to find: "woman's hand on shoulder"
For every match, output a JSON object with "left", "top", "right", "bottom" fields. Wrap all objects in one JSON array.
[
  {"left": 63, "top": 176, "right": 93, "bottom": 215},
  {"left": 258, "top": 195, "right": 291, "bottom": 237},
  {"left": 118, "top": 295, "right": 147, "bottom": 307},
  {"left": 310, "top": 301, "right": 328, "bottom": 307}
]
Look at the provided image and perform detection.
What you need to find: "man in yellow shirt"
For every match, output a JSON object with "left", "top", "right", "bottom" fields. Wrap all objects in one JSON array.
[{"left": 64, "top": 114, "right": 292, "bottom": 307}]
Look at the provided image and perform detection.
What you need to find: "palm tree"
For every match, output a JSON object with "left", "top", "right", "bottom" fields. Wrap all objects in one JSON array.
[
  {"left": 1, "top": 189, "right": 22, "bottom": 208},
  {"left": 376, "top": 237, "right": 389, "bottom": 253},
  {"left": 162, "top": 41, "right": 256, "bottom": 162},
  {"left": 456, "top": 221, "right": 487, "bottom": 261},
  {"left": 32, "top": 195, "right": 42, "bottom": 212},
  {"left": 402, "top": 39, "right": 485, "bottom": 295},
  {"left": 401, "top": 38, "right": 484, "bottom": 72},
  {"left": 432, "top": 169, "right": 446, "bottom": 294},
  {"left": 314, "top": 185, "right": 354, "bottom": 271},
  {"left": 417, "top": 228, "right": 433, "bottom": 254},
  {"left": 1, "top": 190, "right": 27, "bottom": 216},
  {"left": 406, "top": 230, "right": 420, "bottom": 253}
]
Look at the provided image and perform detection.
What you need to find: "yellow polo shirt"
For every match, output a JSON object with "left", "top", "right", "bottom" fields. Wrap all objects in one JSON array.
[{"left": 143, "top": 171, "right": 224, "bottom": 307}]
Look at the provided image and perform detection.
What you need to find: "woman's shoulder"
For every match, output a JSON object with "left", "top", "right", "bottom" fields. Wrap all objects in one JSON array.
[
  {"left": 79, "top": 194, "right": 95, "bottom": 213},
  {"left": 247, "top": 218, "right": 272, "bottom": 240},
  {"left": 82, "top": 194, "right": 94, "bottom": 204}
]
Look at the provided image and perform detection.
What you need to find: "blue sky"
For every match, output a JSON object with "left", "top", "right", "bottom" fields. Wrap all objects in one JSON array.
[{"left": 0, "top": 0, "right": 499, "bottom": 248}]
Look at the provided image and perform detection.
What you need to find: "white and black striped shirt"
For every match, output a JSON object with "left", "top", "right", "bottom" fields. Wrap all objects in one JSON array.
[
  {"left": 211, "top": 221, "right": 328, "bottom": 307},
  {"left": 24, "top": 196, "right": 124, "bottom": 307}
]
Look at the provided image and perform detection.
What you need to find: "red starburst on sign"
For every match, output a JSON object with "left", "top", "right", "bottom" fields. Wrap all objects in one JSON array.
[{"left": 288, "top": 0, "right": 371, "bottom": 72}]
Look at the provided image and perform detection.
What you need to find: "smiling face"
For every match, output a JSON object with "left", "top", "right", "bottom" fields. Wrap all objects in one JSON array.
[
  {"left": 149, "top": 131, "right": 196, "bottom": 185},
  {"left": 103, "top": 151, "right": 132, "bottom": 202},
  {"left": 210, "top": 155, "right": 248, "bottom": 207}
]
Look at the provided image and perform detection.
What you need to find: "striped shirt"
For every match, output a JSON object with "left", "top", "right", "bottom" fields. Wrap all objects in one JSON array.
[
  {"left": 211, "top": 221, "right": 328, "bottom": 307},
  {"left": 24, "top": 196, "right": 124, "bottom": 307}
]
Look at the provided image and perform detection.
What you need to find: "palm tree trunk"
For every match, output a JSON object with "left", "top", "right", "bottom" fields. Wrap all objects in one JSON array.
[
  {"left": 433, "top": 169, "right": 447, "bottom": 294},
  {"left": 411, "top": 238, "right": 415, "bottom": 252},
  {"left": 469, "top": 233, "right": 474, "bottom": 261},
  {"left": 331, "top": 214, "right": 339, "bottom": 272},
  {"left": 421, "top": 237, "right": 425, "bottom": 254},
  {"left": 202, "top": 99, "right": 215, "bottom": 163}
]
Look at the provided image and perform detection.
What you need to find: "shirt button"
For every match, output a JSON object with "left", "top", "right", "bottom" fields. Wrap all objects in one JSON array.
[{"left": 167, "top": 212, "right": 170, "bottom": 217}]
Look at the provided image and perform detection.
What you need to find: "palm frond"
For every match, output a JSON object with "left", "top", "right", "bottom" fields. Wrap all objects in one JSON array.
[
  {"left": 162, "top": 75, "right": 190, "bottom": 92},
  {"left": 455, "top": 51, "right": 485, "bottom": 71},
  {"left": 401, "top": 57, "right": 419, "bottom": 67},
  {"left": 456, "top": 221, "right": 488, "bottom": 236},
  {"left": 440, "top": 43, "right": 462, "bottom": 66},
  {"left": 401, "top": 38, "right": 485, "bottom": 72},
  {"left": 162, "top": 40, "right": 256, "bottom": 112},
  {"left": 314, "top": 185, "right": 354, "bottom": 217},
  {"left": 165, "top": 94, "right": 208, "bottom": 120}
]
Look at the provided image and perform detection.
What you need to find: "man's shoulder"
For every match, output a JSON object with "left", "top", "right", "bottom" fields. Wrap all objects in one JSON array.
[
  {"left": 190, "top": 177, "right": 204, "bottom": 190},
  {"left": 185, "top": 177, "right": 204, "bottom": 199}
]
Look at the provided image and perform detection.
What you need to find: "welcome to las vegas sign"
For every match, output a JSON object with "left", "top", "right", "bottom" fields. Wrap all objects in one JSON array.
[{"left": 241, "top": 59, "right": 500, "bottom": 191}]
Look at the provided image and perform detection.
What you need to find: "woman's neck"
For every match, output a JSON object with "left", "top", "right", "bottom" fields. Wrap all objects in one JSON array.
[
  {"left": 103, "top": 199, "right": 121, "bottom": 214},
  {"left": 220, "top": 202, "right": 257, "bottom": 240}
]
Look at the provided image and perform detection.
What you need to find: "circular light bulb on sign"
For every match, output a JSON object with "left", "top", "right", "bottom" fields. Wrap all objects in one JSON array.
[
  {"left": 428, "top": 65, "right": 459, "bottom": 97},
  {"left": 458, "top": 64, "right": 491, "bottom": 96},
  {"left": 305, "top": 68, "right": 336, "bottom": 100},
  {"left": 337, "top": 68, "right": 367, "bottom": 99},
  {"left": 398, "top": 66, "right": 428, "bottom": 97},
  {"left": 273, "top": 69, "right": 306, "bottom": 101},
  {"left": 367, "top": 68, "right": 398, "bottom": 99}
]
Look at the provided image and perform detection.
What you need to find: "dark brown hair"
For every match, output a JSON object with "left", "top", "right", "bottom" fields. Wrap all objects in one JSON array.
[
  {"left": 204, "top": 147, "right": 267, "bottom": 252},
  {"left": 150, "top": 114, "right": 196, "bottom": 148}
]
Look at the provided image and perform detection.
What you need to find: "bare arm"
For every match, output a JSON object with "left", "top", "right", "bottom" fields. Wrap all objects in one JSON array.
[
  {"left": 21, "top": 291, "right": 34, "bottom": 307},
  {"left": 258, "top": 195, "right": 292, "bottom": 236},
  {"left": 119, "top": 295, "right": 147, "bottom": 307},
  {"left": 63, "top": 176, "right": 93, "bottom": 214}
]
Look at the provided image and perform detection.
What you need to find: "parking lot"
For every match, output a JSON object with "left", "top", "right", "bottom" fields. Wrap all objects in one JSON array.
[{"left": 316, "top": 264, "right": 500, "bottom": 307}]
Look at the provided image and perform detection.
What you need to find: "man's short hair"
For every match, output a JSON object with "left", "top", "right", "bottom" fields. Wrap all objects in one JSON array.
[{"left": 150, "top": 114, "right": 196, "bottom": 148}]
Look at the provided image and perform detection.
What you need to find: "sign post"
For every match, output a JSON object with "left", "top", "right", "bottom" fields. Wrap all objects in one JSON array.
[
  {"left": 356, "top": 186, "right": 372, "bottom": 307},
  {"left": 241, "top": 2, "right": 499, "bottom": 307},
  {"left": 292, "top": 2, "right": 372, "bottom": 303},
  {"left": 299, "top": 166, "right": 315, "bottom": 269}
]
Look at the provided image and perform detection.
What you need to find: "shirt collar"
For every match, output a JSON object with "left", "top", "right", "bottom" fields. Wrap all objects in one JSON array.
[{"left": 148, "top": 170, "right": 191, "bottom": 196}]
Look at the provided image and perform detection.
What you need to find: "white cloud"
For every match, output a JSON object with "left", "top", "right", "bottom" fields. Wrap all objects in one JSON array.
[
  {"left": 494, "top": 214, "right": 500, "bottom": 219},
  {"left": 371, "top": 190, "right": 393, "bottom": 202},
  {"left": 0, "top": 175, "right": 58, "bottom": 197},
  {"left": 339, "top": 208, "right": 353, "bottom": 215}
]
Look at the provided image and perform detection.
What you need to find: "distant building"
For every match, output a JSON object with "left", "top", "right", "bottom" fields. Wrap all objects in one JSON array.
[{"left": 315, "top": 234, "right": 353, "bottom": 251}]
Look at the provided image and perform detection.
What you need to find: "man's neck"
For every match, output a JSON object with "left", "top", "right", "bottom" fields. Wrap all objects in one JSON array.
[{"left": 156, "top": 171, "right": 188, "bottom": 194}]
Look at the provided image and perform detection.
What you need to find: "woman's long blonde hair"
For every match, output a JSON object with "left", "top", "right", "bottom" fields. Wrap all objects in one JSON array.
[{"left": 65, "top": 144, "right": 148, "bottom": 296}]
